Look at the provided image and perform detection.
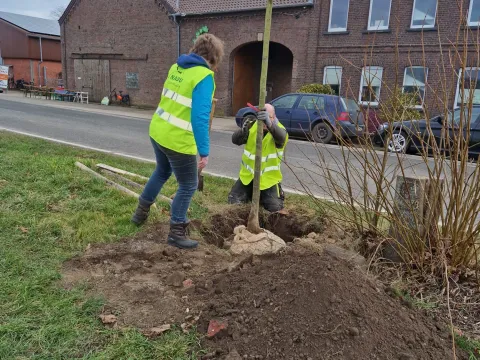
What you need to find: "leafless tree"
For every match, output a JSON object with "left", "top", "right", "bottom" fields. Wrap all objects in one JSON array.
[{"left": 50, "top": 5, "right": 66, "bottom": 20}]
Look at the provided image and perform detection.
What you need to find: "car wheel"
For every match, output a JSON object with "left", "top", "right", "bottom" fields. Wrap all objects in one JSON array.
[
  {"left": 312, "top": 122, "right": 334, "bottom": 144},
  {"left": 387, "top": 131, "right": 410, "bottom": 153}
]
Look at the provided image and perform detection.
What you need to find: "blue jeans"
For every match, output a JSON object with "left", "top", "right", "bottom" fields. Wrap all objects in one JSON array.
[{"left": 141, "top": 138, "right": 198, "bottom": 224}]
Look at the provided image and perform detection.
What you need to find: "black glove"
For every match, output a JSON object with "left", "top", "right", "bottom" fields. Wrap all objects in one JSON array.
[
  {"left": 257, "top": 110, "right": 273, "bottom": 128},
  {"left": 242, "top": 117, "right": 255, "bottom": 135}
]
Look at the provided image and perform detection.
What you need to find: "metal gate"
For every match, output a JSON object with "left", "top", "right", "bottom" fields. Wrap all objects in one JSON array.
[{"left": 73, "top": 59, "right": 110, "bottom": 102}]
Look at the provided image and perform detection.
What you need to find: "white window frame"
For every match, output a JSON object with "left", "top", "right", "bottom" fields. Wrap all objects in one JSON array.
[
  {"left": 468, "top": 0, "right": 480, "bottom": 26},
  {"left": 359, "top": 66, "right": 384, "bottom": 106},
  {"left": 455, "top": 67, "right": 480, "bottom": 108},
  {"left": 367, "top": 0, "right": 392, "bottom": 31},
  {"left": 410, "top": 0, "right": 437, "bottom": 29},
  {"left": 328, "top": 0, "right": 350, "bottom": 33},
  {"left": 323, "top": 66, "right": 342, "bottom": 94},
  {"left": 402, "top": 66, "right": 428, "bottom": 109}
]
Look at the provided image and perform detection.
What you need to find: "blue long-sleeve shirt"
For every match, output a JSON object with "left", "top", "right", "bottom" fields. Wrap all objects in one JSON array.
[{"left": 177, "top": 54, "right": 214, "bottom": 157}]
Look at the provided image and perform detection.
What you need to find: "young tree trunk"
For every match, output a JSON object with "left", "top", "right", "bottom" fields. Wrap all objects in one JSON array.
[{"left": 247, "top": 0, "right": 273, "bottom": 234}]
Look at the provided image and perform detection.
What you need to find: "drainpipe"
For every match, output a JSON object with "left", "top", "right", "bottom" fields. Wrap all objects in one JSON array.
[
  {"left": 38, "top": 37, "right": 43, "bottom": 86},
  {"left": 170, "top": 13, "right": 185, "bottom": 58}
]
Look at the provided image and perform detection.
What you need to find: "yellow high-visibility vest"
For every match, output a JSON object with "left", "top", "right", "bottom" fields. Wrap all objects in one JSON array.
[
  {"left": 150, "top": 64, "right": 215, "bottom": 155},
  {"left": 239, "top": 121, "right": 288, "bottom": 190}
]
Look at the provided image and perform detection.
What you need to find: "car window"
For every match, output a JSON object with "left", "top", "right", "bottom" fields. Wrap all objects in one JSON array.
[
  {"left": 453, "top": 108, "right": 480, "bottom": 126},
  {"left": 298, "top": 96, "right": 325, "bottom": 110},
  {"left": 271, "top": 95, "right": 299, "bottom": 109},
  {"left": 342, "top": 97, "right": 360, "bottom": 112}
]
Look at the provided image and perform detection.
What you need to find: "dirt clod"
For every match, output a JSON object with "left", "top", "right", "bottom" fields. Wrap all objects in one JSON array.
[
  {"left": 99, "top": 314, "right": 117, "bottom": 324},
  {"left": 207, "top": 319, "right": 228, "bottom": 338},
  {"left": 167, "top": 271, "right": 186, "bottom": 287},
  {"left": 225, "top": 349, "right": 242, "bottom": 360},
  {"left": 142, "top": 324, "right": 171, "bottom": 338}
]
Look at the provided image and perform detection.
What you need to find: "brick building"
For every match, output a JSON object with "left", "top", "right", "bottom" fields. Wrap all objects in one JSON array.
[
  {"left": 60, "top": 0, "right": 479, "bottom": 114},
  {"left": 0, "top": 11, "right": 62, "bottom": 87}
]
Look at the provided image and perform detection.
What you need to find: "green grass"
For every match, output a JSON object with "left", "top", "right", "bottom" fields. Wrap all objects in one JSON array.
[
  {"left": 456, "top": 336, "right": 480, "bottom": 360},
  {"left": 0, "top": 132, "right": 218, "bottom": 359}
]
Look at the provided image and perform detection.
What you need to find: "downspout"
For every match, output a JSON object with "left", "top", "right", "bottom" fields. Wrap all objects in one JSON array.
[
  {"left": 38, "top": 37, "right": 43, "bottom": 86},
  {"left": 171, "top": 13, "right": 183, "bottom": 58},
  {"left": 63, "top": 23, "right": 68, "bottom": 89}
]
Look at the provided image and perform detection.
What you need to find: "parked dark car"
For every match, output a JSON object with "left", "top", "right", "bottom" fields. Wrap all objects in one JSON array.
[
  {"left": 235, "top": 93, "right": 365, "bottom": 143},
  {"left": 374, "top": 106, "right": 480, "bottom": 156}
]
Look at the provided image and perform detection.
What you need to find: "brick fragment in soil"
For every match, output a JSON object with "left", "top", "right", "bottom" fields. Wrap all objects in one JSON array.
[{"left": 61, "top": 220, "right": 468, "bottom": 360}]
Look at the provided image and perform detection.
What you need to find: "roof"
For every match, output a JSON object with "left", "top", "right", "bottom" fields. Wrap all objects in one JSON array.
[
  {"left": 0, "top": 11, "right": 60, "bottom": 36},
  {"left": 164, "top": 0, "right": 313, "bottom": 15},
  {"left": 59, "top": 0, "right": 313, "bottom": 24}
]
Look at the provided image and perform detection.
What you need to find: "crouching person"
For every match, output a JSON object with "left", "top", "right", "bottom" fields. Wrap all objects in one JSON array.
[{"left": 228, "top": 104, "right": 288, "bottom": 212}]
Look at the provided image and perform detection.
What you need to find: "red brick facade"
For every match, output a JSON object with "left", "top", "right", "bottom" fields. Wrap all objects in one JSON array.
[{"left": 61, "top": 0, "right": 479, "bottom": 114}]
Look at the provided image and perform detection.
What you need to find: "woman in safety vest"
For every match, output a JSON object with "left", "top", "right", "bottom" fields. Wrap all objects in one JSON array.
[{"left": 132, "top": 34, "right": 224, "bottom": 249}]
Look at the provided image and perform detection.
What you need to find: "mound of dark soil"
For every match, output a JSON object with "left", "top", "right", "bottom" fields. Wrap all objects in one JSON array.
[
  {"left": 195, "top": 247, "right": 461, "bottom": 360},
  {"left": 62, "top": 219, "right": 465, "bottom": 360}
]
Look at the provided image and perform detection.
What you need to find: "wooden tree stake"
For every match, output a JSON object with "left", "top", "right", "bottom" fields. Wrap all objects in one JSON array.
[{"left": 247, "top": 0, "right": 273, "bottom": 234}]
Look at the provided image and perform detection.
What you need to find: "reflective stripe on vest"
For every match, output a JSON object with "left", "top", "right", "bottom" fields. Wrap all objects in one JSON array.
[
  {"left": 162, "top": 88, "right": 192, "bottom": 108},
  {"left": 155, "top": 107, "right": 193, "bottom": 132},
  {"left": 241, "top": 161, "right": 281, "bottom": 175},
  {"left": 243, "top": 149, "right": 284, "bottom": 162}
]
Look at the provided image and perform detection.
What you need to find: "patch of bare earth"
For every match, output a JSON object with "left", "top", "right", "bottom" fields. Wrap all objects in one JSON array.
[{"left": 62, "top": 211, "right": 467, "bottom": 359}]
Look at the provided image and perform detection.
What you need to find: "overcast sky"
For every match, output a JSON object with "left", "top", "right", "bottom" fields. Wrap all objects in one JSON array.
[{"left": 0, "top": 0, "right": 70, "bottom": 19}]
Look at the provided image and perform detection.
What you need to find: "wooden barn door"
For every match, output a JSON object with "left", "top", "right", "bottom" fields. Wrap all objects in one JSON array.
[{"left": 74, "top": 59, "right": 110, "bottom": 102}]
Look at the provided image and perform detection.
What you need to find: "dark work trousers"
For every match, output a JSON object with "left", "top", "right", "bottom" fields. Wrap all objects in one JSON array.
[{"left": 227, "top": 179, "right": 285, "bottom": 212}]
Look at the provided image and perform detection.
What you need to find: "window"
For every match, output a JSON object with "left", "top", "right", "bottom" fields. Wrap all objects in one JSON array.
[
  {"left": 455, "top": 68, "right": 480, "bottom": 107},
  {"left": 359, "top": 66, "right": 384, "bottom": 106},
  {"left": 468, "top": 0, "right": 480, "bottom": 26},
  {"left": 403, "top": 67, "right": 428, "bottom": 108},
  {"left": 452, "top": 108, "right": 480, "bottom": 127},
  {"left": 368, "top": 0, "right": 392, "bottom": 30},
  {"left": 298, "top": 95, "right": 325, "bottom": 110},
  {"left": 323, "top": 66, "right": 342, "bottom": 95},
  {"left": 411, "top": 0, "right": 437, "bottom": 28},
  {"left": 328, "top": 0, "right": 350, "bottom": 32},
  {"left": 271, "top": 95, "right": 299, "bottom": 109}
]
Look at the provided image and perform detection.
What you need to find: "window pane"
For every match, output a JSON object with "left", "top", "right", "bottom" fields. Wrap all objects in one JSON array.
[
  {"left": 412, "top": 0, "right": 437, "bottom": 27},
  {"left": 324, "top": 66, "right": 342, "bottom": 95},
  {"left": 404, "top": 67, "right": 426, "bottom": 87},
  {"left": 403, "top": 67, "right": 427, "bottom": 104},
  {"left": 369, "top": 0, "right": 392, "bottom": 29},
  {"left": 453, "top": 108, "right": 480, "bottom": 126},
  {"left": 361, "top": 67, "right": 383, "bottom": 103},
  {"left": 272, "top": 95, "right": 298, "bottom": 109},
  {"left": 469, "top": 0, "right": 480, "bottom": 25},
  {"left": 298, "top": 96, "right": 319, "bottom": 110},
  {"left": 329, "top": 0, "right": 349, "bottom": 31},
  {"left": 324, "top": 67, "right": 342, "bottom": 85},
  {"left": 457, "top": 68, "right": 480, "bottom": 106},
  {"left": 364, "top": 67, "right": 383, "bottom": 87}
]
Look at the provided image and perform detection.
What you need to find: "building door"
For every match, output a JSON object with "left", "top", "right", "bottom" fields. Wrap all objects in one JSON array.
[
  {"left": 232, "top": 42, "right": 293, "bottom": 115},
  {"left": 74, "top": 59, "right": 110, "bottom": 102}
]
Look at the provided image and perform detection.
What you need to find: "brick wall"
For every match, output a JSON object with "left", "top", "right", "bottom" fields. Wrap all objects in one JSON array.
[
  {"left": 4, "top": 58, "right": 62, "bottom": 85},
  {"left": 179, "top": 7, "right": 319, "bottom": 114},
  {"left": 61, "top": 0, "right": 177, "bottom": 107}
]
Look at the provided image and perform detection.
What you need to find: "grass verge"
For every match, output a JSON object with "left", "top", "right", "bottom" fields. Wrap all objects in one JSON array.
[{"left": 0, "top": 132, "right": 219, "bottom": 359}]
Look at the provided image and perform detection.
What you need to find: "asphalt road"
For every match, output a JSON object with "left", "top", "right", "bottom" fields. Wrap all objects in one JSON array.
[{"left": 0, "top": 98, "right": 457, "bottom": 203}]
